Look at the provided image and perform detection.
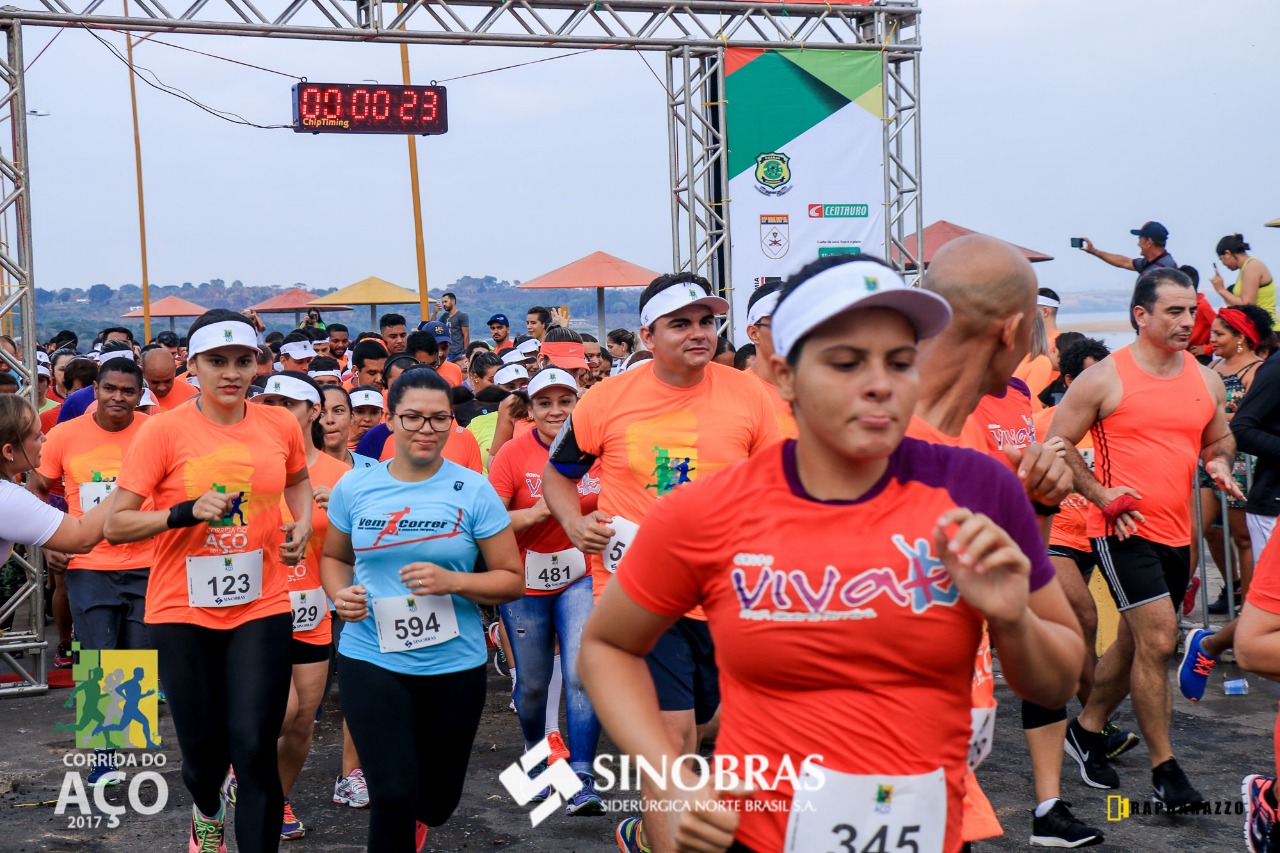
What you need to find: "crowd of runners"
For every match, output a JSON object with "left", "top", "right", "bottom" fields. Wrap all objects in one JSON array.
[{"left": 3, "top": 226, "right": 1280, "bottom": 853}]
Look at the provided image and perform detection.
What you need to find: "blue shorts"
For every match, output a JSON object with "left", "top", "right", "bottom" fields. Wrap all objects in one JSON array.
[
  {"left": 645, "top": 617, "right": 719, "bottom": 724},
  {"left": 64, "top": 568, "right": 150, "bottom": 651}
]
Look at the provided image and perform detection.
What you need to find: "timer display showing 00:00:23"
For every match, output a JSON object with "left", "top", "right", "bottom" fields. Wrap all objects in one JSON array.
[{"left": 291, "top": 83, "right": 449, "bottom": 135}]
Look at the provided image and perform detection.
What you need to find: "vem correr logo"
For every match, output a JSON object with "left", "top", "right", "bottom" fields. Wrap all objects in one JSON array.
[
  {"left": 53, "top": 644, "right": 161, "bottom": 749},
  {"left": 753, "top": 152, "right": 792, "bottom": 197},
  {"left": 499, "top": 736, "right": 582, "bottom": 828}
]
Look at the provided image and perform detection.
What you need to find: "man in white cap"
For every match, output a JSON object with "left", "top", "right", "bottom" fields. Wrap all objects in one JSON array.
[
  {"left": 542, "top": 271, "right": 780, "bottom": 853},
  {"left": 278, "top": 332, "right": 317, "bottom": 374}
]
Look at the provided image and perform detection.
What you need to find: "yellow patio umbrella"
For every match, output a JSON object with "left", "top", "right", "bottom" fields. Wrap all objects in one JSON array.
[{"left": 309, "top": 277, "right": 432, "bottom": 331}]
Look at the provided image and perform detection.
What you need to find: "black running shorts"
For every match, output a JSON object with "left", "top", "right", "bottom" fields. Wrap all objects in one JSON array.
[{"left": 1091, "top": 535, "right": 1190, "bottom": 612}]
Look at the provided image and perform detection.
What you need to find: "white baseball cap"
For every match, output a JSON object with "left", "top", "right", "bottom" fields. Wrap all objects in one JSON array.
[
  {"left": 501, "top": 348, "right": 530, "bottom": 366},
  {"left": 279, "top": 340, "right": 317, "bottom": 361},
  {"left": 251, "top": 374, "right": 321, "bottom": 405},
  {"left": 527, "top": 368, "right": 578, "bottom": 398},
  {"left": 516, "top": 338, "right": 541, "bottom": 356},
  {"left": 639, "top": 281, "right": 730, "bottom": 328},
  {"left": 493, "top": 364, "right": 529, "bottom": 386},
  {"left": 350, "top": 388, "right": 384, "bottom": 410},
  {"left": 772, "top": 260, "right": 952, "bottom": 359}
]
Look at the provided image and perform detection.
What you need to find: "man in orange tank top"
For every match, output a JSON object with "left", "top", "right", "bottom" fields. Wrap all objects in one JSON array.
[{"left": 1049, "top": 267, "right": 1240, "bottom": 811}]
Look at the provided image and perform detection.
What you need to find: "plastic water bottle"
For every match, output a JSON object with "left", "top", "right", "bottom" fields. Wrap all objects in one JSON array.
[{"left": 1225, "top": 678, "right": 1249, "bottom": 695}]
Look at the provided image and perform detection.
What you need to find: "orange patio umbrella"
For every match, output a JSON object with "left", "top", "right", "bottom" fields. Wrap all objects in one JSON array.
[
  {"left": 249, "top": 287, "right": 351, "bottom": 328},
  {"left": 517, "top": 251, "right": 661, "bottom": 339},
  {"left": 122, "top": 295, "right": 208, "bottom": 333},
  {"left": 896, "top": 220, "right": 1054, "bottom": 270}
]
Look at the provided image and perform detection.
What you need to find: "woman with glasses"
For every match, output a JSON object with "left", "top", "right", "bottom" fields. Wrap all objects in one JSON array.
[{"left": 322, "top": 367, "right": 522, "bottom": 852}]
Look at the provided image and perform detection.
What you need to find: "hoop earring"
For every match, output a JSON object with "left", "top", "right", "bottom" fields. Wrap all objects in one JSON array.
[{"left": 1238, "top": 340, "right": 1245, "bottom": 354}]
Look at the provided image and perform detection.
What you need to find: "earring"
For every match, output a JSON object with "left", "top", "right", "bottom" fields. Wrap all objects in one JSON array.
[{"left": 1238, "top": 340, "right": 1245, "bottom": 354}]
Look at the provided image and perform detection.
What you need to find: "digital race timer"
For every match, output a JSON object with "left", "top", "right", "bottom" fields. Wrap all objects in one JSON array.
[{"left": 291, "top": 82, "right": 448, "bottom": 135}]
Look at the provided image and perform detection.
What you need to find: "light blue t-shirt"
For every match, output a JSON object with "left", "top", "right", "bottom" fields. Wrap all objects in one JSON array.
[
  {"left": 327, "top": 459, "right": 510, "bottom": 676},
  {"left": 349, "top": 451, "right": 378, "bottom": 469}
]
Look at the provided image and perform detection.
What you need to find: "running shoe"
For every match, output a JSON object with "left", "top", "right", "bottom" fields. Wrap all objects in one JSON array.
[
  {"left": 86, "top": 749, "right": 123, "bottom": 787},
  {"left": 493, "top": 646, "right": 512, "bottom": 677},
  {"left": 87, "top": 765, "right": 124, "bottom": 786},
  {"left": 333, "top": 768, "right": 370, "bottom": 808},
  {"left": 1178, "top": 628, "right": 1218, "bottom": 702},
  {"left": 1208, "top": 585, "right": 1242, "bottom": 615},
  {"left": 1064, "top": 719, "right": 1119, "bottom": 789},
  {"left": 566, "top": 772, "right": 606, "bottom": 816},
  {"left": 546, "top": 731, "right": 570, "bottom": 765},
  {"left": 280, "top": 799, "right": 305, "bottom": 840},
  {"left": 53, "top": 642, "right": 73, "bottom": 669},
  {"left": 1100, "top": 721, "right": 1141, "bottom": 759},
  {"left": 1029, "top": 800, "right": 1103, "bottom": 848},
  {"left": 220, "top": 769, "right": 237, "bottom": 809},
  {"left": 1152, "top": 758, "right": 1205, "bottom": 812},
  {"left": 1244, "top": 774, "right": 1278, "bottom": 853},
  {"left": 616, "top": 816, "right": 651, "bottom": 853},
  {"left": 189, "top": 804, "right": 228, "bottom": 853},
  {"left": 415, "top": 820, "right": 429, "bottom": 852},
  {"left": 1182, "top": 575, "right": 1201, "bottom": 616}
]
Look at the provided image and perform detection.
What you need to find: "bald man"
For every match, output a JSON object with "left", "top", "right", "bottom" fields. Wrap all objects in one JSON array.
[
  {"left": 141, "top": 348, "right": 198, "bottom": 412},
  {"left": 906, "top": 236, "right": 1094, "bottom": 847}
]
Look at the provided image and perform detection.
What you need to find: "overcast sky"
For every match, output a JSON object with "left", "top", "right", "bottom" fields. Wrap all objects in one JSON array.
[{"left": 22, "top": 0, "right": 1280, "bottom": 300}]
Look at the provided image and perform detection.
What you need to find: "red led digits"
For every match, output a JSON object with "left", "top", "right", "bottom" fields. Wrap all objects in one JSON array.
[
  {"left": 293, "top": 82, "right": 447, "bottom": 134},
  {"left": 372, "top": 90, "right": 391, "bottom": 121},
  {"left": 351, "top": 88, "right": 371, "bottom": 120},
  {"left": 399, "top": 90, "right": 418, "bottom": 122},
  {"left": 322, "top": 87, "right": 342, "bottom": 119}
]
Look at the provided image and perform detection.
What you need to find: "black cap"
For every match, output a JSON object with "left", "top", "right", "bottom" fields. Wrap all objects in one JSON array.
[{"left": 1130, "top": 221, "right": 1169, "bottom": 241}]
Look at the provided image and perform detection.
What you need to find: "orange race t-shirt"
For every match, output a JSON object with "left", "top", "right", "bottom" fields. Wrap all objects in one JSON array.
[
  {"left": 437, "top": 360, "right": 463, "bottom": 387},
  {"left": 378, "top": 423, "right": 484, "bottom": 473},
  {"left": 154, "top": 380, "right": 199, "bottom": 412},
  {"left": 746, "top": 367, "right": 798, "bottom": 439},
  {"left": 618, "top": 439, "right": 1053, "bottom": 853},
  {"left": 1013, "top": 354, "right": 1055, "bottom": 411},
  {"left": 1032, "top": 406, "right": 1093, "bottom": 553},
  {"left": 116, "top": 402, "right": 308, "bottom": 629},
  {"left": 970, "top": 378, "right": 1036, "bottom": 455},
  {"left": 37, "top": 413, "right": 155, "bottom": 572},
  {"left": 489, "top": 429, "right": 600, "bottom": 595},
  {"left": 563, "top": 361, "right": 781, "bottom": 603},
  {"left": 278, "top": 451, "right": 349, "bottom": 646}
]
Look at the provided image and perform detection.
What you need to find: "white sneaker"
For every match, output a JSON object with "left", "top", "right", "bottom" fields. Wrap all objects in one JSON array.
[{"left": 333, "top": 769, "right": 370, "bottom": 808}]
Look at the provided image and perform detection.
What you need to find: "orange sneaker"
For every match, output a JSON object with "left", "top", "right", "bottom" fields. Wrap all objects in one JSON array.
[{"left": 546, "top": 731, "right": 570, "bottom": 765}]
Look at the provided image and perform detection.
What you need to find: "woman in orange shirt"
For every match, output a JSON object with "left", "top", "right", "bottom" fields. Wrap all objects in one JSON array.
[
  {"left": 106, "top": 309, "right": 312, "bottom": 853},
  {"left": 244, "top": 371, "right": 350, "bottom": 840}
]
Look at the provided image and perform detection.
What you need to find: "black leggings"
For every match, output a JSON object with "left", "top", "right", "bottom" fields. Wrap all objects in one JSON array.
[
  {"left": 338, "top": 655, "right": 487, "bottom": 852},
  {"left": 150, "top": 614, "right": 292, "bottom": 853}
]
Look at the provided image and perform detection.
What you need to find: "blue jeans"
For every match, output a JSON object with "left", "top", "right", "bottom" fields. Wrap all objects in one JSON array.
[{"left": 499, "top": 574, "right": 600, "bottom": 775}]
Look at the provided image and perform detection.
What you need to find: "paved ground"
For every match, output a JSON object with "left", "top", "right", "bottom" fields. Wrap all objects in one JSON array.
[{"left": 1, "top": 612, "right": 1273, "bottom": 852}]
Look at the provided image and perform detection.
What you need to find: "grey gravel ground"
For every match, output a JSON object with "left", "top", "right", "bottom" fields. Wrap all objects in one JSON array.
[{"left": 2, "top": 622, "right": 1273, "bottom": 852}]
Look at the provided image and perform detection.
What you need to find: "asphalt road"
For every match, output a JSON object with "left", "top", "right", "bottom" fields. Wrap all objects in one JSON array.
[{"left": 2, "top": 634, "right": 1275, "bottom": 853}]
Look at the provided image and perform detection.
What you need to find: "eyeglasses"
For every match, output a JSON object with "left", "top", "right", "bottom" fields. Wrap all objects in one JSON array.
[{"left": 396, "top": 412, "right": 455, "bottom": 433}]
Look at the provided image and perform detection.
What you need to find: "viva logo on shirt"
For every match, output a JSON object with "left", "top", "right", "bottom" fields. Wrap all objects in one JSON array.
[{"left": 728, "top": 536, "right": 960, "bottom": 622}]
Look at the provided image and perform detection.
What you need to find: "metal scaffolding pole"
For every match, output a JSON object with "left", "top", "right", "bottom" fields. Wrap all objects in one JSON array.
[{"left": 0, "top": 20, "right": 48, "bottom": 697}]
